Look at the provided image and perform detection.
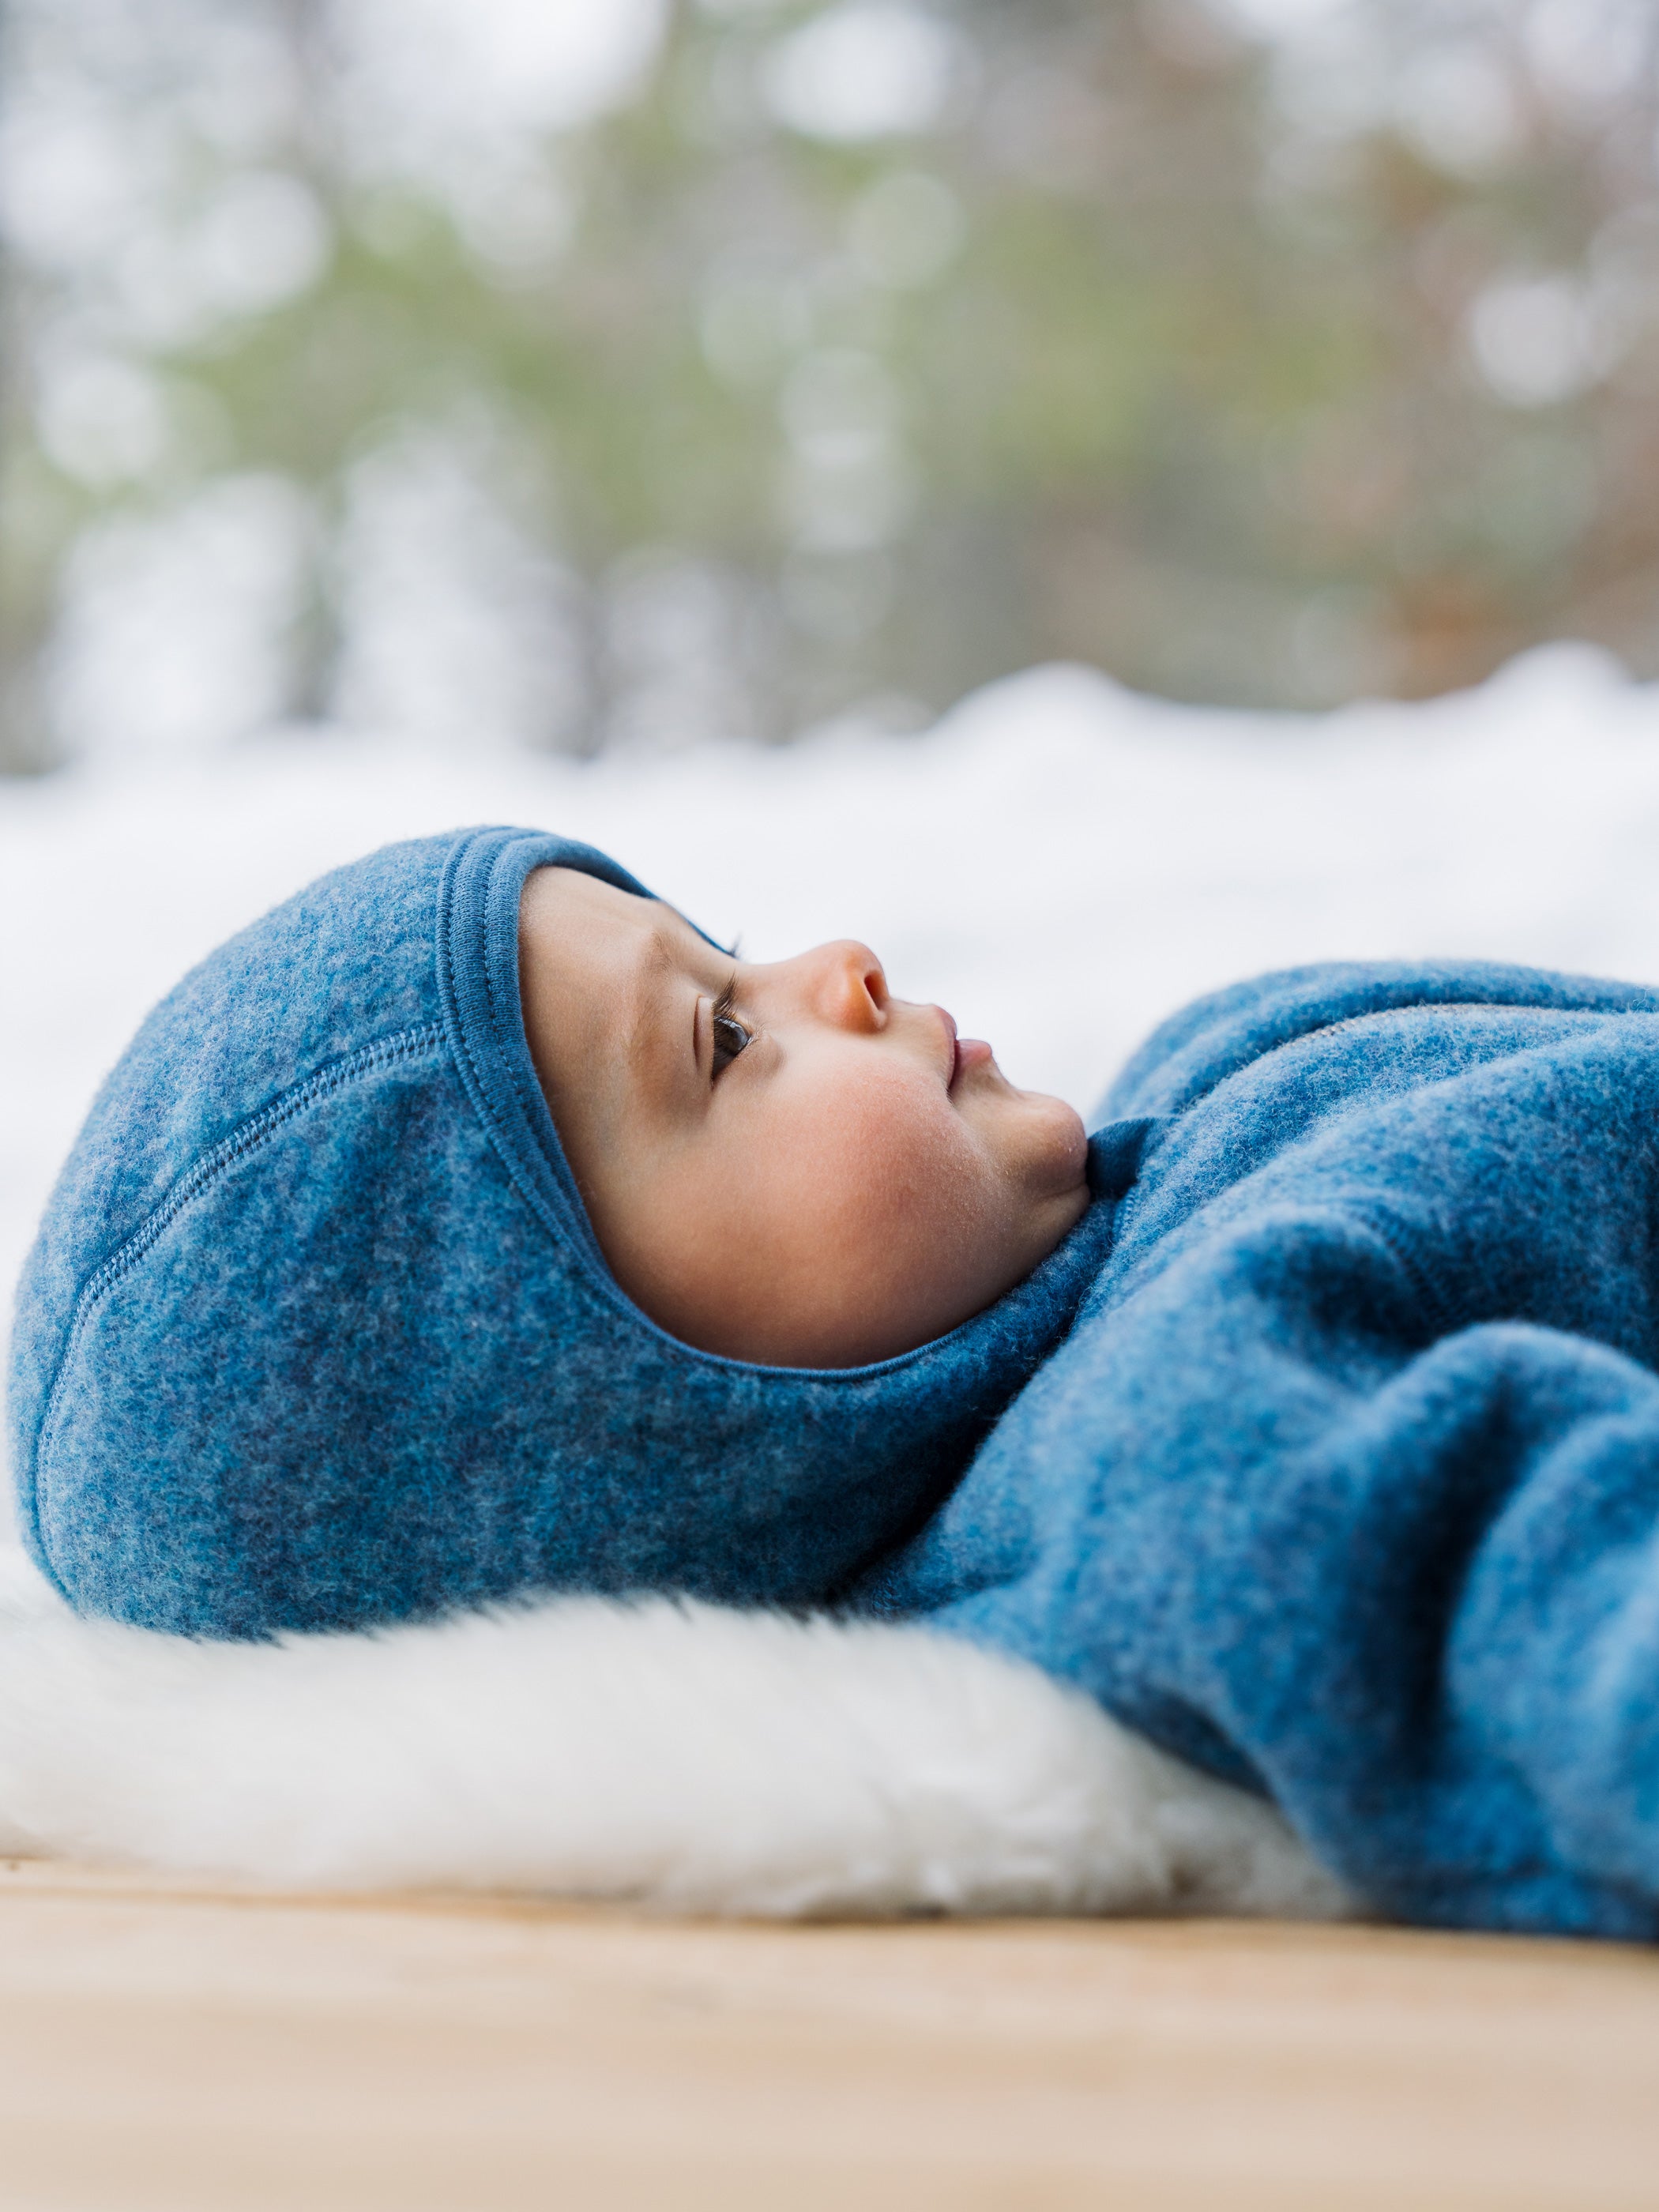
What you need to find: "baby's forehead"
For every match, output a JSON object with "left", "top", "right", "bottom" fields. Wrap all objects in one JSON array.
[{"left": 525, "top": 864, "right": 713, "bottom": 965}]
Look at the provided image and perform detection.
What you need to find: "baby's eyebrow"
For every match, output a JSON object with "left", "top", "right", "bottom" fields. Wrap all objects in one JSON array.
[
  {"left": 618, "top": 916, "right": 709, "bottom": 1108},
  {"left": 649, "top": 906, "right": 735, "bottom": 991},
  {"left": 619, "top": 927, "right": 675, "bottom": 1051},
  {"left": 658, "top": 895, "right": 736, "bottom": 961}
]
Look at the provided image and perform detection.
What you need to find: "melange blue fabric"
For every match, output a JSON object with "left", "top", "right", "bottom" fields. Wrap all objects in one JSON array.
[
  {"left": 852, "top": 957, "right": 1659, "bottom": 1941},
  {"left": 6, "top": 826, "right": 1115, "bottom": 1640}
]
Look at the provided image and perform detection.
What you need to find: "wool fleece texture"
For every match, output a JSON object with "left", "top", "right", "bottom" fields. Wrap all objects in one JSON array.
[
  {"left": 853, "top": 958, "right": 1659, "bottom": 1941},
  {"left": 6, "top": 826, "right": 1115, "bottom": 1638}
]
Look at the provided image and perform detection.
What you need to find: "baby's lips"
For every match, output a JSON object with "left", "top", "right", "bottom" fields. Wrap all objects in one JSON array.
[
  {"left": 953, "top": 1036, "right": 995, "bottom": 1083},
  {"left": 935, "top": 1003, "right": 995, "bottom": 1088}
]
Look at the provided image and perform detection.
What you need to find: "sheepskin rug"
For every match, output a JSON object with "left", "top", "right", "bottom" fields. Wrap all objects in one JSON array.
[{"left": 0, "top": 1547, "right": 1349, "bottom": 1920}]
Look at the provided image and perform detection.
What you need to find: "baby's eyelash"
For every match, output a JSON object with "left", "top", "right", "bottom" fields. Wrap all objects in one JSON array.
[{"left": 710, "top": 975, "right": 753, "bottom": 1077}]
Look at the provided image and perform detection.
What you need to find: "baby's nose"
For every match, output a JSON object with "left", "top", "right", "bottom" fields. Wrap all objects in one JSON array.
[{"left": 803, "top": 940, "right": 889, "bottom": 1030}]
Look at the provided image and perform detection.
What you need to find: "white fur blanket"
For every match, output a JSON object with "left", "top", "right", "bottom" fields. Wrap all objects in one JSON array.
[{"left": 0, "top": 1548, "right": 1349, "bottom": 1920}]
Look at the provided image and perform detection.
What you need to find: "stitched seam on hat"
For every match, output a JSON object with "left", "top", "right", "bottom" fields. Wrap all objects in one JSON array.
[
  {"left": 434, "top": 830, "right": 612, "bottom": 1279},
  {"left": 28, "top": 1021, "right": 448, "bottom": 1550}
]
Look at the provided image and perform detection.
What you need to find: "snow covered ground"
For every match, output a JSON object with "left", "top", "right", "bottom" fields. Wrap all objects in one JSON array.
[{"left": 9, "top": 641, "right": 1659, "bottom": 1372}]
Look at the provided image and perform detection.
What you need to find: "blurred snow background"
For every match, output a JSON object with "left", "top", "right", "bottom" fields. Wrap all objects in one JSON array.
[
  {"left": 9, "top": 639, "right": 1659, "bottom": 1345},
  {"left": 7, "top": 0, "right": 1659, "bottom": 772}
]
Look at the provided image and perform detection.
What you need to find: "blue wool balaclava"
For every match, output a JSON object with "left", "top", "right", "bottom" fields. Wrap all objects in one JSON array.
[{"left": 7, "top": 827, "right": 1114, "bottom": 1638}]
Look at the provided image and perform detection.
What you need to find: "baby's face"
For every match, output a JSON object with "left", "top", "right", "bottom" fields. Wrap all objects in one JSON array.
[{"left": 518, "top": 867, "right": 1089, "bottom": 1367}]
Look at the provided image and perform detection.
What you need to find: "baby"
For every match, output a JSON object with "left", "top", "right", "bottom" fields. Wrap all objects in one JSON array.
[{"left": 13, "top": 824, "right": 1659, "bottom": 1943}]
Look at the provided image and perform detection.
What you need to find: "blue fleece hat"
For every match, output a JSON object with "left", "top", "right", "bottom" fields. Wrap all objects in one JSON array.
[{"left": 7, "top": 827, "right": 1113, "bottom": 1637}]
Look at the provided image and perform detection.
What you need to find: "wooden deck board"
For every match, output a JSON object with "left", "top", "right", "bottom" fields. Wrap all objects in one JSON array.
[{"left": 0, "top": 1860, "right": 1654, "bottom": 2210}]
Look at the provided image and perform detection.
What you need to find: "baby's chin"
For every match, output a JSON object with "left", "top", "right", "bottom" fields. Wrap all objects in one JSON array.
[
  {"left": 969, "top": 1072, "right": 1089, "bottom": 1198},
  {"left": 1046, "top": 1098, "right": 1092, "bottom": 1191}
]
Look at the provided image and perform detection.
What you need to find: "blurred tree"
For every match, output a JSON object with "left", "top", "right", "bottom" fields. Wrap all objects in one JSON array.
[{"left": 2, "top": 0, "right": 1657, "bottom": 766}]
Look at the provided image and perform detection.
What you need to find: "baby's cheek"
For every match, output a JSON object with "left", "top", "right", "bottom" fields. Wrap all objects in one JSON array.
[
  {"left": 739, "top": 1070, "right": 1034, "bottom": 1358},
  {"left": 804, "top": 1067, "right": 973, "bottom": 1211},
  {"left": 840, "top": 1110, "right": 1010, "bottom": 1311}
]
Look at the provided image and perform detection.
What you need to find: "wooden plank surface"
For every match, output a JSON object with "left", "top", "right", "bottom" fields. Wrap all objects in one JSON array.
[{"left": 0, "top": 1860, "right": 1654, "bottom": 2211}]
